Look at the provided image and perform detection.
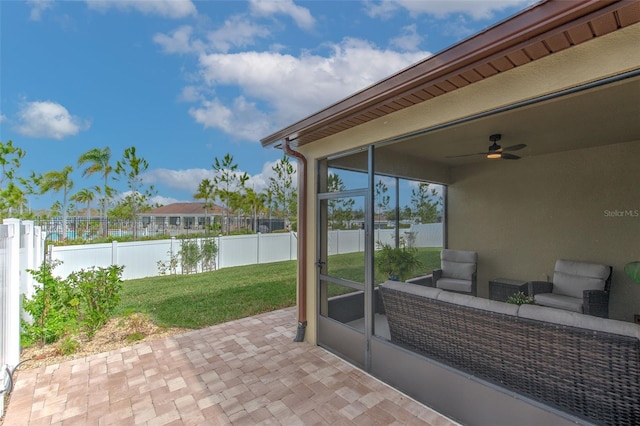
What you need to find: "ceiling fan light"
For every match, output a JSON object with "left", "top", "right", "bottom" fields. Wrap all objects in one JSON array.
[{"left": 487, "top": 153, "right": 501, "bottom": 159}]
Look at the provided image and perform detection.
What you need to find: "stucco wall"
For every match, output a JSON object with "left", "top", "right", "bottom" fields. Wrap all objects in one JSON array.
[{"left": 448, "top": 140, "right": 640, "bottom": 321}]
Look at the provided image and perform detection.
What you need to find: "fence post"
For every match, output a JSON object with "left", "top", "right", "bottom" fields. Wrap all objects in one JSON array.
[
  {"left": 257, "top": 233, "right": 261, "bottom": 264},
  {"left": 3, "top": 219, "right": 21, "bottom": 372},
  {"left": 112, "top": 240, "right": 118, "bottom": 265},
  {"left": 22, "top": 221, "right": 36, "bottom": 301}
]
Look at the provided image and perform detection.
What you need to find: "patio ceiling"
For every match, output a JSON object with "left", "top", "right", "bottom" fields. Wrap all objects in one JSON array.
[
  {"left": 261, "top": 1, "right": 640, "bottom": 158},
  {"left": 376, "top": 73, "right": 640, "bottom": 167}
]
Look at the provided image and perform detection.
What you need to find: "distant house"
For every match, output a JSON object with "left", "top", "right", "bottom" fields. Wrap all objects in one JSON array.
[
  {"left": 143, "top": 202, "right": 227, "bottom": 230},
  {"left": 143, "top": 202, "right": 286, "bottom": 233}
]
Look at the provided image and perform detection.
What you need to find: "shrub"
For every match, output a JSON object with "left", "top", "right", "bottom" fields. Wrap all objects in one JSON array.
[
  {"left": 22, "top": 260, "right": 80, "bottom": 347},
  {"left": 22, "top": 261, "right": 124, "bottom": 345},
  {"left": 66, "top": 265, "right": 124, "bottom": 338}
]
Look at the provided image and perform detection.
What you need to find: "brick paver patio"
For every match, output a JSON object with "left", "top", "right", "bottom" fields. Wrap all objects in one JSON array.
[{"left": 4, "top": 307, "right": 457, "bottom": 425}]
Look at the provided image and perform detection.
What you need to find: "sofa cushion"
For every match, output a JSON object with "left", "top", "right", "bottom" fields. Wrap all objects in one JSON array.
[
  {"left": 436, "top": 278, "right": 472, "bottom": 293},
  {"left": 534, "top": 293, "right": 583, "bottom": 313},
  {"left": 437, "top": 291, "right": 520, "bottom": 316},
  {"left": 518, "top": 304, "right": 640, "bottom": 340},
  {"left": 552, "top": 260, "right": 609, "bottom": 298},
  {"left": 381, "top": 280, "right": 442, "bottom": 300}
]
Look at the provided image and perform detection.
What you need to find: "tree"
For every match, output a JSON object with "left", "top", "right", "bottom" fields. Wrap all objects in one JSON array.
[
  {"left": 212, "top": 153, "right": 248, "bottom": 235},
  {"left": 40, "top": 166, "right": 74, "bottom": 240},
  {"left": 244, "top": 187, "right": 266, "bottom": 233},
  {"left": 114, "top": 146, "right": 156, "bottom": 239},
  {"left": 411, "top": 183, "right": 442, "bottom": 223},
  {"left": 78, "top": 147, "right": 113, "bottom": 235},
  {"left": 71, "top": 187, "right": 96, "bottom": 234},
  {"left": 0, "top": 140, "right": 27, "bottom": 217},
  {"left": 375, "top": 179, "right": 391, "bottom": 225},
  {"left": 327, "top": 173, "right": 354, "bottom": 229},
  {"left": 194, "top": 178, "right": 215, "bottom": 233},
  {"left": 268, "top": 155, "right": 297, "bottom": 230}
]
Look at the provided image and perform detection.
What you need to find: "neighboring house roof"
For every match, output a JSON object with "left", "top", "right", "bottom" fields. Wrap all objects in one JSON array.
[
  {"left": 145, "top": 202, "right": 227, "bottom": 216},
  {"left": 261, "top": 0, "right": 640, "bottom": 149}
]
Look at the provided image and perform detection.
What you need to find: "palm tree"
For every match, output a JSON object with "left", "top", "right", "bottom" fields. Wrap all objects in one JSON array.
[
  {"left": 78, "top": 147, "right": 112, "bottom": 236},
  {"left": 40, "top": 166, "right": 73, "bottom": 240},
  {"left": 194, "top": 178, "right": 216, "bottom": 233},
  {"left": 71, "top": 187, "right": 95, "bottom": 235}
]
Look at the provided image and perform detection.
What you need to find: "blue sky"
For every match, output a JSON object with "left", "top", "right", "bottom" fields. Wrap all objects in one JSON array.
[{"left": 1, "top": 0, "right": 535, "bottom": 211}]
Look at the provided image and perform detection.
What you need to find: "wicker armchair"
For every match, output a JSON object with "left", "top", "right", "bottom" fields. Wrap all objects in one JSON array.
[
  {"left": 406, "top": 249, "right": 477, "bottom": 296},
  {"left": 527, "top": 259, "right": 612, "bottom": 318}
]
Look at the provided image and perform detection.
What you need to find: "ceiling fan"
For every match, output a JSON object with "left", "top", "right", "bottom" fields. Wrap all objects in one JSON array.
[{"left": 447, "top": 134, "right": 526, "bottom": 160}]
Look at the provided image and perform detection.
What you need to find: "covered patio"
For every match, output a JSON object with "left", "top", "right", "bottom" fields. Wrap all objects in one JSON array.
[{"left": 261, "top": 1, "right": 640, "bottom": 425}]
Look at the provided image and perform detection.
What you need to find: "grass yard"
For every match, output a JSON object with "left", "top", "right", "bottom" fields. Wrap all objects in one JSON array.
[{"left": 117, "top": 247, "right": 442, "bottom": 329}]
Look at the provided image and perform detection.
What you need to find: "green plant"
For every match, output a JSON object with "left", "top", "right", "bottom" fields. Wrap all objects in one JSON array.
[
  {"left": 179, "top": 238, "right": 201, "bottom": 274},
  {"left": 375, "top": 240, "right": 423, "bottom": 281},
  {"left": 22, "top": 260, "right": 80, "bottom": 346},
  {"left": 126, "top": 332, "right": 145, "bottom": 343},
  {"left": 506, "top": 291, "right": 535, "bottom": 305},
  {"left": 200, "top": 237, "right": 218, "bottom": 272},
  {"left": 66, "top": 265, "right": 124, "bottom": 338},
  {"left": 157, "top": 249, "right": 178, "bottom": 275},
  {"left": 57, "top": 336, "right": 79, "bottom": 355}
]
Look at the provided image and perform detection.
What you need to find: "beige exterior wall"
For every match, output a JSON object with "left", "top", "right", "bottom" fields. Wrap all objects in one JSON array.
[
  {"left": 297, "top": 23, "right": 640, "bottom": 343},
  {"left": 448, "top": 140, "right": 640, "bottom": 321}
]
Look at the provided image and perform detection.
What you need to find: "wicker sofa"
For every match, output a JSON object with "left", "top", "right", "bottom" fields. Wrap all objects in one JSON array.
[{"left": 380, "top": 280, "right": 640, "bottom": 426}]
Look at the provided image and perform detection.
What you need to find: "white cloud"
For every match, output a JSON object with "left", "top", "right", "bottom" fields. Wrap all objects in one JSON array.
[
  {"left": 143, "top": 168, "right": 214, "bottom": 193},
  {"left": 189, "top": 97, "right": 271, "bottom": 141},
  {"left": 390, "top": 24, "right": 423, "bottom": 51},
  {"left": 245, "top": 159, "right": 297, "bottom": 193},
  {"left": 27, "top": 0, "right": 54, "bottom": 21},
  {"left": 14, "top": 100, "right": 90, "bottom": 140},
  {"left": 249, "top": 0, "right": 315, "bottom": 30},
  {"left": 194, "top": 38, "right": 428, "bottom": 136},
  {"left": 144, "top": 159, "right": 298, "bottom": 202},
  {"left": 151, "top": 195, "right": 182, "bottom": 206},
  {"left": 0, "top": 114, "right": 6, "bottom": 123},
  {"left": 207, "top": 16, "right": 271, "bottom": 53},
  {"left": 153, "top": 25, "right": 204, "bottom": 54},
  {"left": 366, "top": 0, "right": 536, "bottom": 21},
  {"left": 86, "top": 0, "right": 197, "bottom": 19}
]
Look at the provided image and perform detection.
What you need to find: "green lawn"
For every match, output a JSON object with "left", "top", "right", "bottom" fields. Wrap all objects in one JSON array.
[{"left": 117, "top": 247, "right": 441, "bottom": 329}]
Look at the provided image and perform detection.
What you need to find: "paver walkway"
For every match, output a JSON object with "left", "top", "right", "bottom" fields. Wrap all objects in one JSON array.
[{"left": 4, "top": 307, "right": 457, "bottom": 425}]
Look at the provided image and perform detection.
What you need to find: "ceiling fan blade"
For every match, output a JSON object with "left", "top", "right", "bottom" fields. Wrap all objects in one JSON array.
[
  {"left": 445, "top": 152, "right": 485, "bottom": 158},
  {"left": 501, "top": 153, "right": 521, "bottom": 160},
  {"left": 502, "top": 143, "right": 526, "bottom": 152}
]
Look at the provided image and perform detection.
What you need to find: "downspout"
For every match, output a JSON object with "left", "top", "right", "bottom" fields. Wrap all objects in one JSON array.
[{"left": 283, "top": 138, "right": 308, "bottom": 342}]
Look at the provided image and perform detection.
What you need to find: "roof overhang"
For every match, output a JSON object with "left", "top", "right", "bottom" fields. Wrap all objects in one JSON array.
[{"left": 261, "top": 0, "right": 640, "bottom": 149}]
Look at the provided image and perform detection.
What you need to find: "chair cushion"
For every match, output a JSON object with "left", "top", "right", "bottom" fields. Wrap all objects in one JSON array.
[
  {"left": 440, "top": 249, "right": 477, "bottom": 280},
  {"left": 534, "top": 293, "right": 583, "bottom": 313},
  {"left": 436, "top": 278, "right": 472, "bottom": 293},
  {"left": 552, "top": 260, "right": 610, "bottom": 298}
]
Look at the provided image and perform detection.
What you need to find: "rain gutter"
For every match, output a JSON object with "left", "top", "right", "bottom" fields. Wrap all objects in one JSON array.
[{"left": 282, "top": 138, "right": 308, "bottom": 342}]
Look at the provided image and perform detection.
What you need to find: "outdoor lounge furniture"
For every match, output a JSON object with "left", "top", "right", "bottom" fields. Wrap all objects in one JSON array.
[
  {"left": 527, "top": 259, "right": 612, "bottom": 318},
  {"left": 406, "top": 248, "right": 477, "bottom": 296},
  {"left": 379, "top": 280, "right": 640, "bottom": 425}
]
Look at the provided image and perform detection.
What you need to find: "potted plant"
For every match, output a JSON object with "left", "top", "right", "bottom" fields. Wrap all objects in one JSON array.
[{"left": 375, "top": 241, "right": 422, "bottom": 281}]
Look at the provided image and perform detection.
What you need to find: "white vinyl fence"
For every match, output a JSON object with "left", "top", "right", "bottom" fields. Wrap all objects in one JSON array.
[
  {"left": 1, "top": 219, "right": 46, "bottom": 417},
  {"left": 49, "top": 224, "right": 442, "bottom": 281}
]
